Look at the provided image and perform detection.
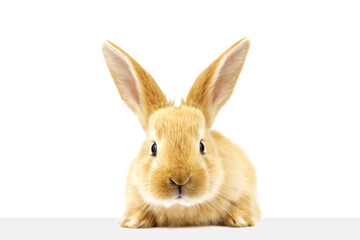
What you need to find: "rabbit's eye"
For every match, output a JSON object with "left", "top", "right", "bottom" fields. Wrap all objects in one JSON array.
[
  {"left": 151, "top": 142, "right": 157, "bottom": 156},
  {"left": 199, "top": 141, "right": 205, "bottom": 155}
]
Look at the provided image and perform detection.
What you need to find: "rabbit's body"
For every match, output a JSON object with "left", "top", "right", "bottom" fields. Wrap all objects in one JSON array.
[
  {"left": 125, "top": 126, "right": 260, "bottom": 227},
  {"left": 102, "top": 39, "right": 261, "bottom": 227}
]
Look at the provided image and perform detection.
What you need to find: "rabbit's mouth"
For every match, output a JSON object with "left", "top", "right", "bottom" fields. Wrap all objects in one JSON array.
[
  {"left": 142, "top": 190, "right": 203, "bottom": 207},
  {"left": 175, "top": 191, "right": 186, "bottom": 199}
]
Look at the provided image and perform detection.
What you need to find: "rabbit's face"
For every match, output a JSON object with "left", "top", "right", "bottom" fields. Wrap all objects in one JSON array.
[{"left": 133, "top": 106, "right": 224, "bottom": 207}]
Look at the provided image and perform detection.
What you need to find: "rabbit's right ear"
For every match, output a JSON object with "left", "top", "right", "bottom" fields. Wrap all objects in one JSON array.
[{"left": 102, "top": 41, "right": 169, "bottom": 130}]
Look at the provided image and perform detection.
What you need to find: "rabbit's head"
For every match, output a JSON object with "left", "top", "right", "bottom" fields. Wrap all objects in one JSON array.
[{"left": 102, "top": 39, "right": 250, "bottom": 207}]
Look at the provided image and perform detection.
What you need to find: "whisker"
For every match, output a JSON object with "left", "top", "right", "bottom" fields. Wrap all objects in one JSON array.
[
  {"left": 136, "top": 203, "right": 151, "bottom": 223},
  {"left": 133, "top": 161, "right": 160, "bottom": 174},
  {"left": 138, "top": 203, "right": 154, "bottom": 224},
  {"left": 149, "top": 205, "right": 160, "bottom": 226},
  {"left": 154, "top": 158, "right": 164, "bottom": 169},
  {"left": 217, "top": 188, "right": 255, "bottom": 212},
  {"left": 207, "top": 199, "right": 236, "bottom": 221},
  {"left": 125, "top": 199, "right": 142, "bottom": 212},
  {"left": 214, "top": 193, "right": 254, "bottom": 220}
]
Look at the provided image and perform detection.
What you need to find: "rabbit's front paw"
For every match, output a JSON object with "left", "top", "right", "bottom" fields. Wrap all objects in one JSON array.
[
  {"left": 222, "top": 196, "right": 259, "bottom": 227},
  {"left": 119, "top": 209, "right": 156, "bottom": 228},
  {"left": 223, "top": 214, "right": 255, "bottom": 227}
]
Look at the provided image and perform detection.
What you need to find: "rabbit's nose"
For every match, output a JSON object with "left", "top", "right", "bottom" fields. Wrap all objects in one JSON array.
[{"left": 170, "top": 177, "right": 191, "bottom": 187}]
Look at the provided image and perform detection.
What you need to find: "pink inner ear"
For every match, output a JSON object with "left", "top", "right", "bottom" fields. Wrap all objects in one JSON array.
[
  {"left": 212, "top": 46, "right": 246, "bottom": 106},
  {"left": 113, "top": 56, "right": 140, "bottom": 105},
  {"left": 104, "top": 45, "right": 140, "bottom": 106}
]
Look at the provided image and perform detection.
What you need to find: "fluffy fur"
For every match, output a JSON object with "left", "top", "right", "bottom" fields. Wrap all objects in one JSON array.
[{"left": 102, "top": 38, "right": 261, "bottom": 227}]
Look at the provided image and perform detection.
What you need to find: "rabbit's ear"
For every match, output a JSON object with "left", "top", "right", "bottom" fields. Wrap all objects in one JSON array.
[
  {"left": 102, "top": 41, "right": 168, "bottom": 130},
  {"left": 185, "top": 38, "right": 250, "bottom": 127}
]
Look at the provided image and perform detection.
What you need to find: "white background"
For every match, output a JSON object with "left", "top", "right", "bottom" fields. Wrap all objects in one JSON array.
[{"left": 0, "top": 0, "right": 359, "bottom": 218}]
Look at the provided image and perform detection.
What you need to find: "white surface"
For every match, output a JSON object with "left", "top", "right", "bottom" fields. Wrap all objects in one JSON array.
[
  {"left": 0, "top": 218, "right": 359, "bottom": 240},
  {"left": 0, "top": 0, "right": 360, "bottom": 217}
]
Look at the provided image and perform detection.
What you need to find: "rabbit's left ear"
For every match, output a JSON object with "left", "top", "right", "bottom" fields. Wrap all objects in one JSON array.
[
  {"left": 102, "top": 41, "right": 168, "bottom": 130},
  {"left": 185, "top": 38, "right": 250, "bottom": 128}
]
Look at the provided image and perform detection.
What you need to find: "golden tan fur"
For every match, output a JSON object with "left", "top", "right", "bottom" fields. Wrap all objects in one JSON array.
[{"left": 101, "top": 38, "right": 261, "bottom": 228}]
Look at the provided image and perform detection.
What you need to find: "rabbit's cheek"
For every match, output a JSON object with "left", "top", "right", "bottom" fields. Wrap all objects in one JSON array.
[
  {"left": 182, "top": 169, "right": 208, "bottom": 199},
  {"left": 148, "top": 171, "right": 175, "bottom": 200}
]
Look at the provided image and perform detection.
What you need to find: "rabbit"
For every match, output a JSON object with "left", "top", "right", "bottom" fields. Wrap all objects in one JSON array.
[{"left": 101, "top": 38, "right": 261, "bottom": 228}]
